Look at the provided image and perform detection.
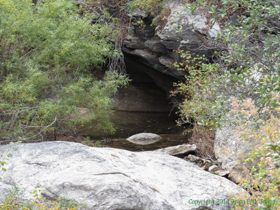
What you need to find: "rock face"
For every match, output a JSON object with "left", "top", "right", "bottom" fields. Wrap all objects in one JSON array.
[
  {"left": 158, "top": 5, "right": 221, "bottom": 41},
  {"left": 0, "top": 142, "right": 247, "bottom": 210},
  {"left": 214, "top": 125, "right": 241, "bottom": 170},
  {"left": 123, "top": 3, "right": 221, "bottom": 89},
  {"left": 127, "top": 133, "right": 162, "bottom": 145},
  {"left": 214, "top": 125, "right": 257, "bottom": 182},
  {"left": 154, "top": 144, "right": 196, "bottom": 156}
]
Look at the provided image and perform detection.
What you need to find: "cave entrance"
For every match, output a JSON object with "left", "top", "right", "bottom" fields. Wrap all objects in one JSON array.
[
  {"left": 112, "top": 56, "right": 179, "bottom": 113},
  {"left": 80, "top": 56, "right": 190, "bottom": 145}
]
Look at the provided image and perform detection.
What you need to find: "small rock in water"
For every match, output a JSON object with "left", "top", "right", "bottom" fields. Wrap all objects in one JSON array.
[{"left": 127, "top": 133, "right": 161, "bottom": 145}]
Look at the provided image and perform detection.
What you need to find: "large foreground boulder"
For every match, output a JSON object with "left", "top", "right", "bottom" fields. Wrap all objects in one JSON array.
[{"left": 0, "top": 142, "right": 247, "bottom": 210}]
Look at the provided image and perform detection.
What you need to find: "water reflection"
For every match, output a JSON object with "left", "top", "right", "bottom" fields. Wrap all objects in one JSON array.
[
  {"left": 80, "top": 111, "right": 191, "bottom": 151},
  {"left": 100, "top": 134, "right": 191, "bottom": 152}
]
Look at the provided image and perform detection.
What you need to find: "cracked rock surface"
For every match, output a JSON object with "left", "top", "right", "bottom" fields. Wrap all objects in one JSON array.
[{"left": 0, "top": 141, "right": 246, "bottom": 210}]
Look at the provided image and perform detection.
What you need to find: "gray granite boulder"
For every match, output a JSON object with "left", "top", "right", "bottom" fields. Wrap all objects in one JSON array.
[
  {"left": 214, "top": 125, "right": 258, "bottom": 182},
  {"left": 154, "top": 144, "right": 196, "bottom": 156},
  {"left": 0, "top": 142, "right": 247, "bottom": 210},
  {"left": 158, "top": 5, "right": 221, "bottom": 42}
]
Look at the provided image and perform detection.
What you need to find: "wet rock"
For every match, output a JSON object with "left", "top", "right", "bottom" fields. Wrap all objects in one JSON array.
[
  {"left": 154, "top": 144, "right": 196, "bottom": 156},
  {"left": 127, "top": 133, "right": 162, "bottom": 145},
  {"left": 0, "top": 141, "right": 248, "bottom": 210}
]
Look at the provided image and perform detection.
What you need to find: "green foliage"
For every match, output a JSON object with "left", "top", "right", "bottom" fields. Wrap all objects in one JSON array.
[
  {"left": 82, "top": 138, "right": 102, "bottom": 147},
  {"left": 94, "top": 140, "right": 102, "bottom": 147},
  {"left": 124, "top": 0, "right": 167, "bottom": 28},
  {"left": 124, "top": 0, "right": 164, "bottom": 13},
  {"left": 171, "top": 51, "right": 216, "bottom": 128},
  {"left": 174, "top": 0, "right": 280, "bottom": 209},
  {"left": 0, "top": 0, "right": 130, "bottom": 141},
  {"left": 0, "top": 141, "right": 21, "bottom": 181},
  {"left": 174, "top": 0, "right": 280, "bottom": 128},
  {"left": 230, "top": 95, "right": 280, "bottom": 209},
  {"left": 0, "top": 186, "right": 80, "bottom": 209}
]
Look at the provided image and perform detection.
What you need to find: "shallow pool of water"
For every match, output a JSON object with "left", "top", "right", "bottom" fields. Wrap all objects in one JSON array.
[
  {"left": 98, "top": 134, "right": 191, "bottom": 151},
  {"left": 80, "top": 111, "right": 191, "bottom": 151}
]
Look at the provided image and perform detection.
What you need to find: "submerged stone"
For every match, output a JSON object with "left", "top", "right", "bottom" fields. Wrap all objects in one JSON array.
[{"left": 127, "top": 132, "right": 162, "bottom": 145}]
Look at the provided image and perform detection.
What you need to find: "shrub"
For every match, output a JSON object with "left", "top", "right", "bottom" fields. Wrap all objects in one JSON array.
[
  {"left": 172, "top": 1, "right": 280, "bottom": 208},
  {"left": 229, "top": 94, "right": 280, "bottom": 209},
  {"left": 124, "top": 0, "right": 164, "bottom": 13},
  {"left": 0, "top": 0, "right": 129, "bottom": 142},
  {"left": 0, "top": 186, "right": 80, "bottom": 210},
  {"left": 173, "top": 0, "right": 280, "bottom": 128},
  {"left": 0, "top": 141, "right": 21, "bottom": 181}
]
